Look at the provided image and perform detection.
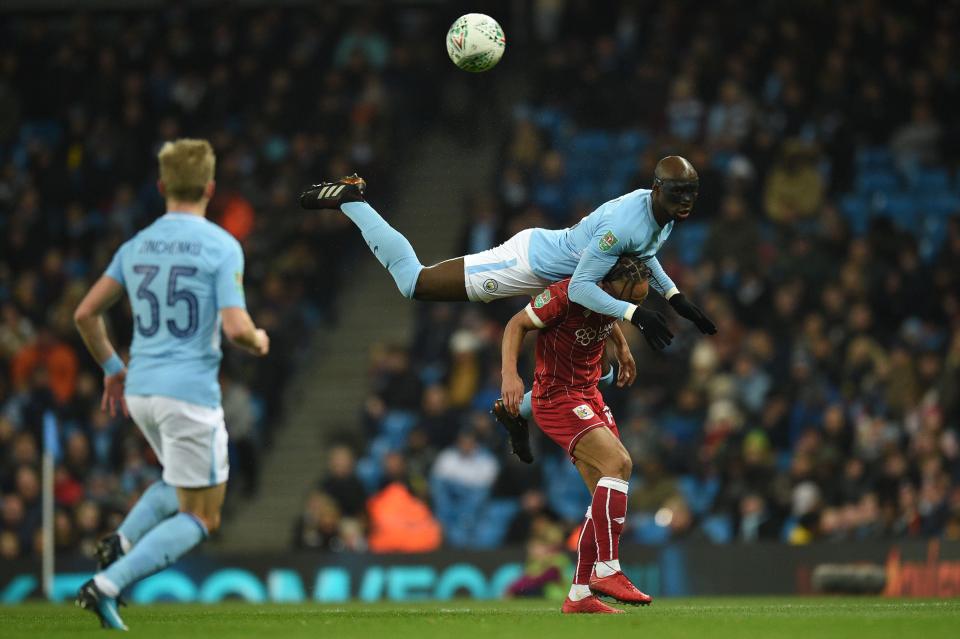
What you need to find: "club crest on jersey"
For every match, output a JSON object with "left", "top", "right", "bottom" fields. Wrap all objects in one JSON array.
[
  {"left": 573, "top": 404, "right": 595, "bottom": 420},
  {"left": 598, "top": 230, "right": 619, "bottom": 252},
  {"left": 533, "top": 289, "right": 551, "bottom": 308}
]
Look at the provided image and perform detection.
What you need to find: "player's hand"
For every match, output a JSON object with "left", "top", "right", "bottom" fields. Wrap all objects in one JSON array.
[
  {"left": 252, "top": 329, "right": 270, "bottom": 356},
  {"left": 501, "top": 372, "right": 525, "bottom": 416},
  {"left": 629, "top": 307, "right": 673, "bottom": 351},
  {"left": 614, "top": 346, "right": 636, "bottom": 387},
  {"left": 101, "top": 369, "right": 129, "bottom": 418},
  {"left": 669, "top": 294, "right": 717, "bottom": 335}
]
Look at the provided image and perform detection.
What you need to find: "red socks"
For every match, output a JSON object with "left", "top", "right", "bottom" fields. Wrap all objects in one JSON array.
[{"left": 590, "top": 476, "right": 629, "bottom": 564}]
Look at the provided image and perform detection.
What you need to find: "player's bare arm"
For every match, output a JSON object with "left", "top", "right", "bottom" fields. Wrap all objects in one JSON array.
[
  {"left": 74, "top": 275, "right": 129, "bottom": 417},
  {"left": 221, "top": 307, "right": 270, "bottom": 357},
  {"left": 607, "top": 323, "right": 636, "bottom": 387},
  {"left": 500, "top": 307, "right": 539, "bottom": 416}
]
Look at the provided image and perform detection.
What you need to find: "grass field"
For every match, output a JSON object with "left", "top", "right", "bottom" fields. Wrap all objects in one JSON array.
[{"left": 3, "top": 598, "right": 959, "bottom": 639}]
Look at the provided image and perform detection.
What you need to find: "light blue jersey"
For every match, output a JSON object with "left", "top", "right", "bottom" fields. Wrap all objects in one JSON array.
[
  {"left": 104, "top": 213, "right": 246, "bottom": 407},
  {"left": 527, "top": 189, "right": 677, "bottom": 319}
]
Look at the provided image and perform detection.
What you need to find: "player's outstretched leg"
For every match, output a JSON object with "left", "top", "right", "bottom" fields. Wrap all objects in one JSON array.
[
  {"left": 561, "top": 509, "right": 622, "bottom": 614},
  {"left": 492, "top": 399, "right": 534, "bottom": 463},
  {"left": 76, "top": 579, "right": 128, "bottom": 630},
  {"left": 300, "top": 174, "right": 424, "bottom": 298}
]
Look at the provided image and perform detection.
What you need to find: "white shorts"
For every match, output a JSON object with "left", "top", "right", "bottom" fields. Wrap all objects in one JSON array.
[
  {"left": 126, "top": 395, "right": 229, "bottom": 488},
  {"left": 463, "top": 228, "right": 553, "bottom": 302}
]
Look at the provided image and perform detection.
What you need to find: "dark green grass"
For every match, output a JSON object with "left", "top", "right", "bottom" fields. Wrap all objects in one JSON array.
[{"left": 2, "top": 598, "right": 959, "bottom": 639}]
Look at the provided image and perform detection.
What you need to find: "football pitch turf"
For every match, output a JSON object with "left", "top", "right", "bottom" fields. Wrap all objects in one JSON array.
[{"left": 3, "top": 598, "right": 959, "bottom": 639}]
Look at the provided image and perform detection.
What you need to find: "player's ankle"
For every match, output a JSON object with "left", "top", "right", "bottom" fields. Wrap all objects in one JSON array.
[{"left": 594, "top": 560, "right": 621, "bottom": 578}]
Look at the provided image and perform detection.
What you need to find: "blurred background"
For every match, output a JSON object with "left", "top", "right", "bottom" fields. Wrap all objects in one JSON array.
[{"left": 1, "top": 0, "right": 959, "bottom": 601}]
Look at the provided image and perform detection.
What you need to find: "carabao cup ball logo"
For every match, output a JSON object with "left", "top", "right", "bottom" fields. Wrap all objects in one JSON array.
[{"left": 446, "top": 14, "right": 506, "bottom": 73}]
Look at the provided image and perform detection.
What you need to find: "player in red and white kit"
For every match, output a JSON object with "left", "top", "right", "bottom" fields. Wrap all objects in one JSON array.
[{"left": 499, "top": 256, "right": 655, "bottom": 614}]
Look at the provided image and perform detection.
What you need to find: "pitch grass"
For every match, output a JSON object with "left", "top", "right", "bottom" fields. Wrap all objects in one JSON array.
[{"left": 3, "top": 598, "right": 960, "bottom": 639}]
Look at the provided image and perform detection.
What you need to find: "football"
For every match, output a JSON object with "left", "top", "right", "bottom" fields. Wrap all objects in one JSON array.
[{"left": 445, "top": 13, "right": 506, "bottom": 72}]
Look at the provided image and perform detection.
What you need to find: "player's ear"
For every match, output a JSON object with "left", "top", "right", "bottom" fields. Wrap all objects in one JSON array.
[
  {"left": 157, "top": 180, "right": 165, "bottom": 197},
  {"left": 204, "top": 180, "right": 216, "bottom": 200}
]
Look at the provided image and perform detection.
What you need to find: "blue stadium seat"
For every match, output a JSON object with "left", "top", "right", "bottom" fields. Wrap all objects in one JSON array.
[
  {"left": 855, "top": 147, "right": 895, "bottom": 171},
  {"left": 380, "top": 410, "right": 417, "bottom": 449},
  {"left": 907, "top": 167, "right": 950, "bottom": 192},
  {"left": 855, "top": 169, "right": 900, "bottom": 195},
  {"left": 839, "top": 194, "right": 871, "bottom": 234},
  {"left": 569, "top": 130, "right": 615, "bottom": 156},
  {"left": 616, "top": 130, "right": 650, "bottom": 155},
  {"left": 922, "top": 193, "right": 960, "bottom": 217},
  {"left": 541, "top": 455, "right": 591, "bottom": 522},
  {"left": 629, "top": 514, "right": 671, "bottom": 546},
  {"left": 356, "top": 455, "right": 383, "bottom": 494},
  {"left": 919, "top": 216, "right": 948, "bottom": 262},
  {"left": 673, "top": 222, "right": 709, "bottom": 266},
  {"left": 531, "top": 107, "right": 569, "bottom": 139},
  {"left": 875, "top": 193, "right": 917, "bottom": 229},
  {"left": 677, "top": 475, "right": 720, "bottom": 516},
  {"left": 700, "top": 514, "right": 733, "bottom": 544},
  {"left": 471, "top": 498, "right": 520, "bottom": 549}
]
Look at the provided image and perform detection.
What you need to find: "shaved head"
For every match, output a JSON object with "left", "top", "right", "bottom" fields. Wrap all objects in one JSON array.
[
  {"left": 654, "top": 155, "right": 698, "bottom": 181},
  {"left": 651, "top": 156, "right": 699, "bottom": 224}
]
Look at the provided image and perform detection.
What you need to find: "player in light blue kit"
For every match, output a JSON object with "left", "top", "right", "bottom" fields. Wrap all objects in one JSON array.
[
  {"left": 299, "top": 156, "right": 716, "bottom": 460},
  {"left": 73, "top": 139, "right": 269, "bottom": 630},
  {"left": 299, "top": 156, "right": 714, "bottom": 344}
]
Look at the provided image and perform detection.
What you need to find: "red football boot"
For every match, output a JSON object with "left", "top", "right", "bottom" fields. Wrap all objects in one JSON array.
[
  {"left": 561, "top": 595, "right": 624, "bottom": 614},
  {"left": 589, "top": 571, "right": 653, "bottom": 606}
]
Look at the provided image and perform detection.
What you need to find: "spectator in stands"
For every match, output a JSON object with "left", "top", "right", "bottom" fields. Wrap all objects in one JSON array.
[
  {"left": 763, "top": 139, "right": 825, "bottom": 223},
  {"left": 320, "top": 445, "right": 367, "bottom": 519}
]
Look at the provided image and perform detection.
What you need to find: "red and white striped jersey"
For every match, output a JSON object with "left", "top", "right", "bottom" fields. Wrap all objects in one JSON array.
[{"left": 525, "top": 279, "right": 616, "bottom": 402}]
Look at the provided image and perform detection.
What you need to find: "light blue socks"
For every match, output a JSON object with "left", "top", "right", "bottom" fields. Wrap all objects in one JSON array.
[
  {"left": 599, "top": 365, "right": 616, "bottom": 388},
  {"left": 518, "top": 365, "right": 616, "bottom": 421},
  {"left": 96, "top": 512, "right": 208, "bottom": 596},
  {"left": 342, "top": 201, "right": 424, "bottom": 299},
  {"left": 117, "top": 480, "right": 179, "bottom": 548}
]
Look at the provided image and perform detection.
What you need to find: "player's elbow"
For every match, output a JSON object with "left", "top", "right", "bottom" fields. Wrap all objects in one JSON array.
[
  {"left": 220, "top": 308, "right": 252, "bottom": 343},
  {"left": 73, "top": 303, "right": 94, "bottom": 326},
  {"left": 567, "top": 279, "right": 588, "bottom": 305}
]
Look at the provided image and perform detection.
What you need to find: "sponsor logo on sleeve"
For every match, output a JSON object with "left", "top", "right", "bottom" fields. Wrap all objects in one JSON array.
[
  {"left": 573, "top": 404, "right": 595, "bottom": 420},
  {"left": 483, "top": 279, "right": 499, "bottom": 293},
  {"left": 234, "top": 272, "right": 244, "bottom": 293},
  {"left": 533, "top": 289, "right": 551, "bottom": 308},
  {"left": 598, "top": 230, "right": 619, "bottom": 252}
]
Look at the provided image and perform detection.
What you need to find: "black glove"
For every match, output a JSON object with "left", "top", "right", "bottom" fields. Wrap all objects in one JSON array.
[
  {"left": 630, "top": 306, "right": 673, "bottom": 350},
  {"left": 669, "top": 294, "right": 717, "bottom": 334}
]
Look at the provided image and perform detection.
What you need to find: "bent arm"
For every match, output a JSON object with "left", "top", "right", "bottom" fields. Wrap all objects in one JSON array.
[
  {"left": 74, "top": 276, "right": 126, "bottom": 371},
  {"left": 643, "top": 256, "right": 679, "bottom": 298},
  {"left": 568, "top": 250, "right": 634, "bottom": 320},
  {"left": 500, "top": 307, "right": 539, "bottom": 415},
  {"left": 502, "top": 307, "right": 538, "bottom": 380}
]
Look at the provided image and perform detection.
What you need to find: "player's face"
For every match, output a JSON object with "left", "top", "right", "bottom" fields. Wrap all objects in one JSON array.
[{"left": 654, "top": 178, "right": 699, "bottom": 221}]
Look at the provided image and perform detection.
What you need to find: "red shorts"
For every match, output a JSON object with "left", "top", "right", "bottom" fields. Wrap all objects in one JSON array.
[{"left": 532, "top": 392, "right": 620, "bottom": 462}]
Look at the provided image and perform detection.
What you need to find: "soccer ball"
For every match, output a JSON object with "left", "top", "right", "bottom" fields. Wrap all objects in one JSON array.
[{"left": 446, "top": 13, "right": 506, "bottom": 73}]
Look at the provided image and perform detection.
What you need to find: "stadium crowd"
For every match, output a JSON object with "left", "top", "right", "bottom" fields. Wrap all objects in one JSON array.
[
  {"left": 0, "top": 4, "right": 442, "bottom": 559},
  {"left": 1, "top": 0, "right": 957, "bottom": 560},
  {"left": 296, "top": 0, "right": 960, "bottom": 551}
]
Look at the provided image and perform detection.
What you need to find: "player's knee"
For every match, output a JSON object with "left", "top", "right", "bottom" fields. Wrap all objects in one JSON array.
[
  {"left": 614, "top": 451, "right": 633, "bottom": 481},
  {"left": 190, "top": 511, "right": 221, "bottom": 534}
]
